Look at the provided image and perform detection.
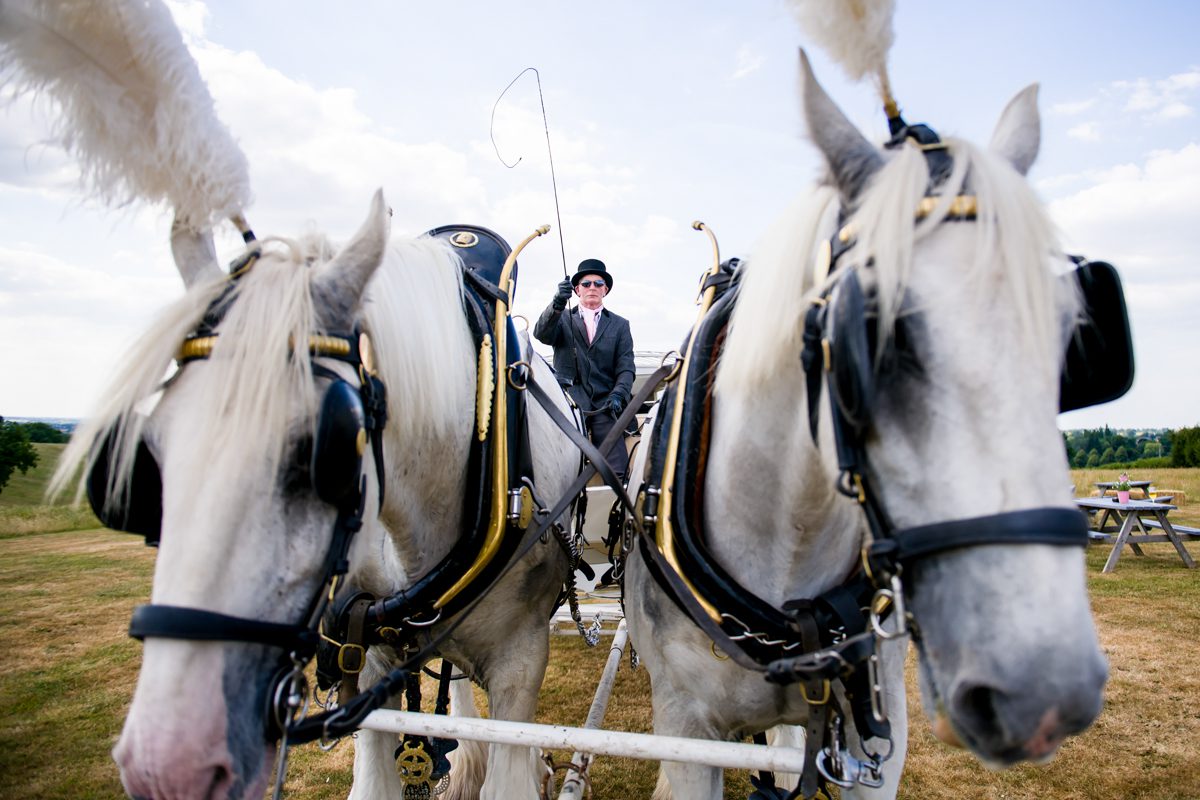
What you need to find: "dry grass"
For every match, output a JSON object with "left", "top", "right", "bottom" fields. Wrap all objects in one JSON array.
[{"left": 2, "top": 470, "right": 1199, "bottom": 799}]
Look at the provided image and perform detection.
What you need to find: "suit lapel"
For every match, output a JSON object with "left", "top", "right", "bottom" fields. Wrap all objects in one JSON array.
[
  {"left": 592, "top": 309, "right": 610, "bottom": 347},
  {"left": 571, "top": 307, "right": 589, "bottom": 348}
]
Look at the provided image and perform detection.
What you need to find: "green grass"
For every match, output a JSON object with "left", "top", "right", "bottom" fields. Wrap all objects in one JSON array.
[
  {"left": 0, "top": 443, "right": 101, "bottom": 536},
  {"left": 0, "top": 443, "right": 70, "bottom": 506}
]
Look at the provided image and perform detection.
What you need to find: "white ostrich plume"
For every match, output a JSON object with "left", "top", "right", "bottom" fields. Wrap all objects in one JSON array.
[
  {"left": 785, "top": 0, "right": 897, "bottom": 107},
  {"left": 0, "top": 0, "right": 251, "bottom": 229}
]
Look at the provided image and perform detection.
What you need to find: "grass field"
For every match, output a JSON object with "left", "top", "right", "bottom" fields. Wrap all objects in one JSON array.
[{"left": 2, "top": 464, "right": 1198, "bottom": 799}]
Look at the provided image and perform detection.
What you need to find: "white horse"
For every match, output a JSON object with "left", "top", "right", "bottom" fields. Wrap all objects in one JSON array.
[
  {"left": 625, "top": 53, "right": 1107, "bottom": 798},
  {"left": 53, "top": 192, "right": 579, "bottom": 800}
]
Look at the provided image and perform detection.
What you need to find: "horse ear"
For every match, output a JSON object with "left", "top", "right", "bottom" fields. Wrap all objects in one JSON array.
[
  {"left": 799, "top": 49, "right": 883, "bottom": 204},
  {"left": 170, "top": 214, "right": 222, "bottom": 288},
  {"left": 989, "top": 83, "right": 1041, "bottom": 176},
  {"left": 312, "top": 189, "right": 391, "bottom": 322}
]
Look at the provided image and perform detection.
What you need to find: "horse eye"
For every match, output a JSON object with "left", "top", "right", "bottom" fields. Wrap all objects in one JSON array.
[
  {"left": 888, "top": 316, "right": 924, "bottom": 378},
  {"left": 281, "top": 438, "right": 314, "bottom": 496}
]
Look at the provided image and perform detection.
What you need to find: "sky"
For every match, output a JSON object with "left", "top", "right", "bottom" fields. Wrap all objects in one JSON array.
[{"left": 1, "top": 0, "right": 1197, "bottom": 430}]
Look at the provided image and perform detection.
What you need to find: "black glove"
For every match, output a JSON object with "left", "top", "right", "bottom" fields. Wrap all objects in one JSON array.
[
  {"left": 552, "top": 278, "right": 573, "bottom": 309},
  {"left": 605, "top": 395, "right": 624, "bottom": 417}
]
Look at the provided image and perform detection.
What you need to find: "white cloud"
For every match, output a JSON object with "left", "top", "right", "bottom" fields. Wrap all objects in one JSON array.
[
  {"left": 1115, "top": 68, "right": 1200, "bottom": 122},
  {"left": 1050, "top": 144, "right": 1200, "bottom": 268},
  {"left": 733, "top": 46, "right": 766, "bottom": 80},
  {"left": 1067, "top": 122, "right": 1101, "bottom": 142},
  {"left": 1049, "top": 141, "right": 1200, "bottom": 428},
  {"left": 1153, "top": 101, "right": 1193, "bottom": 121}
]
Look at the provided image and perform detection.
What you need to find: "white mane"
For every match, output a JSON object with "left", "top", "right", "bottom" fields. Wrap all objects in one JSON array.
[
  {"left": 51, "top": 233, "right": 471, "bottom": 509},
  {"left": 717, "top": 138, "right": 1075, "bottom": 395},
  {"left": 363, "top": 236, "right": 473, "bottom": 442}
]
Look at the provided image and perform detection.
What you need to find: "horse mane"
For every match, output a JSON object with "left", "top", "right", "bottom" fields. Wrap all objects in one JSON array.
[
  {"left": 362, "top": 235, "right": 472, "bottom": 442},
  {"left": 716, "top": 138, "right": 1075, "bottom": 395},
  {"left": 51, "top": 232, "right": 471, "bottom": 512}
]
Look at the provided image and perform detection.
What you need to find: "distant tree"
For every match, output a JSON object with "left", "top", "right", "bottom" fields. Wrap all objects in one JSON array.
[
  {"left": 1143, "top": 441, "right": 1162, "bottom": 459},
  {"left": 1086, "top": 449, "right": 1100, "bottom": 468},
  {"left": 1172, "top": 426, "right": 1200, "bottom": 468},
  {"left": 19, "top": 421, "right": 68, "bottom": 444},
  {"left": 1114, "top": 446, "right": 1129, "bottom": 463},
  {"left": 1071, "top": 449, "right": 1087, "bottom": 468},
  {"left": 0, "top": 416, "right": 39, "bottom": 494},
  {"left": 1100, "top": 447, "right": 1115, "bottom": 465}
]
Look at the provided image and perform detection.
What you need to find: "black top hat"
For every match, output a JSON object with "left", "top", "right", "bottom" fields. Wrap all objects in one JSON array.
[{"left": 570, "top": 258, "right": 613, "bottom": 290}]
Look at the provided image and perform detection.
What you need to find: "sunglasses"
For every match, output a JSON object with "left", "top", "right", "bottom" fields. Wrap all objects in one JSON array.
[{"left": 578, "top": 280, "right": 607, "bottom": 288}]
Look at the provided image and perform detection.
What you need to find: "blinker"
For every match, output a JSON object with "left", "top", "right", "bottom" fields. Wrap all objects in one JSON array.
[
  {"left": 312, "top": 380, "right": 367, "bottom": 508},
  {"left": 1059, "top": 260, "right": 1134, "bottom": 413},
  {"left": 86, "top": 429, "right": 163, "bottom": 545}
]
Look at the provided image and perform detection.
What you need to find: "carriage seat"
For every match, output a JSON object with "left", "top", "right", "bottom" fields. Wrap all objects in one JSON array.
[{"left": 425, "top": 224, "right": 517, "bottom": 302}]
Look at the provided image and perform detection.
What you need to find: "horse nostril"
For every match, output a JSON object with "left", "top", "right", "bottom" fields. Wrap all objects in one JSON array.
[
  {"left": 205, "top": 763, "right": 233, "bottom": 800},
  {"left": 952, "top": 682, "right": 1029, "bottom": 762},
  {"left": 960, "top": 684, "right": 1001, "bottom": 733}
]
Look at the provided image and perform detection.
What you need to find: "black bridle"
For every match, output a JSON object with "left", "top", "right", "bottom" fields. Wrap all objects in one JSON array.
[
  {"left": 127, "top": 327, "right": 388, "bottom": 742},
  {"left": 797, "top": 121, "right": 1088, "bottom": 598}
]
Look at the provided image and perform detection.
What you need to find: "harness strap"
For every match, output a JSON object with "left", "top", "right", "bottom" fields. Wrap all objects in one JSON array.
[
  {"left": 885, "top": 507, "right": 1089, "bottom": 563},
  {"left": 338, "top": 595, "right": 373, "bottom": 701},
  {"left": 130, "top": 605, "right": 318, "bottom": 653},
  {"left": 287, "top": 364, "right": 673, "bottom": 745},
  {"left": 462, "top": 267, "right": 510, "bottom": 307}
]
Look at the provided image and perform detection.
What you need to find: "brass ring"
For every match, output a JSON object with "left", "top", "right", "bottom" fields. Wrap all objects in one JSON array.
[
  {"left": 660, "top": 350, "right": 683, "bottom": 383},
  {"left": 507, "top": 360, "right": 531, "bottom": 391}
]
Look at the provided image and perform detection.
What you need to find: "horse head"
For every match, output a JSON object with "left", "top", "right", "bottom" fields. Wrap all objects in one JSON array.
[
  {"left": 66, "top": 193, "right": 392, "bottom": 800},
  {"left": 796, "top": 51, "right": 1106, "bottom": 764}
]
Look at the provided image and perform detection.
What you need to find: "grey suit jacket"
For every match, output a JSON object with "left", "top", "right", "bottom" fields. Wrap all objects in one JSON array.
[{"left": 533, "top": 301, "right": 635, "bottom": 413}]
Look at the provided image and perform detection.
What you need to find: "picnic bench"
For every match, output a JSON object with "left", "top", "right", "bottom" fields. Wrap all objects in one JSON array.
[{"left": 1075, "top": 496, "right": 1197, "bottom": 573}]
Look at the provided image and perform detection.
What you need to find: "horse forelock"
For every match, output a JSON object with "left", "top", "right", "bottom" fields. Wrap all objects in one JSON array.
[{"left": 716, "top": 138, "right": 1076, "bottom": 400}]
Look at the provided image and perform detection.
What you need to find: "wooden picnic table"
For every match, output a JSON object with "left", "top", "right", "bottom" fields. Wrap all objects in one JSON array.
[
  {"left": 1093, "top": 480, "right": 1152, "bottom": 499},
  {"left": 1075, "top": 496, "right": 1197, "bottom": 573}
]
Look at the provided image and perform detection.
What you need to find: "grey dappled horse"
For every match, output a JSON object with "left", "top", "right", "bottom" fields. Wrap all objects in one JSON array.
[
  {"left": 55, "top": 193, "right": 579, "bottom": 799},
  {"left": 625, "top": 53, "right": 1106, "bottom": 799}
]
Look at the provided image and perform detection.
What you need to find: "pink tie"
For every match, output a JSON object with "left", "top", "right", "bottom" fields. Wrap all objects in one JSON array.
[{"left": 584, "top": 310, "right": 597, "bottom": 343}]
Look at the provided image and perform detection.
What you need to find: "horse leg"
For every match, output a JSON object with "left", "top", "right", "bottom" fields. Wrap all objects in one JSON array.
[
  {"left": 475, "top": 624, "right": 552, "bottom": 800},
  {"left": 442, "top": 675, "right": 486, "bottom": 800},
  {"left": 649, "top": 698, "right": 724, "bottom": 799},
  {"left": 348, "top": 648, "right": 405, "bottom": 800}
]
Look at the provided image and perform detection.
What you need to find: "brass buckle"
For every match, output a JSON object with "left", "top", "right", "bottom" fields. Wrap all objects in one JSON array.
[
  {"left": 337, "top": 643, "right": 365, "bottom": 674},
  {"left": 803, "top": 679, "right": 831, "bottom": 705}
]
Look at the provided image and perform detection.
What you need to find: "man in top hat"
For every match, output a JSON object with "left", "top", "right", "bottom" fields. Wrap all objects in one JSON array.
[{"left": 534, "top": 258, "right": 635, "bottom": 480}]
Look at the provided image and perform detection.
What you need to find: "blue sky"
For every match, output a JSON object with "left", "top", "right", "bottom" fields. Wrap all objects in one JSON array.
[{"left": 1, "top": 0, "right": 1197, "bottom": 429}]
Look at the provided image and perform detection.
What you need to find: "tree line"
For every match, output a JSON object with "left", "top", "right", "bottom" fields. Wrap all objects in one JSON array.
[{"left": 1062, "top": 425, "right": 1200, "bottom": 469}]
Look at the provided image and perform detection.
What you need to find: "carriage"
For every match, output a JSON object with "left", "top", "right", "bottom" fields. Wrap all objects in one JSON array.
[{"left": 2, "top": 1, "right": 1136, "bottom": 798}]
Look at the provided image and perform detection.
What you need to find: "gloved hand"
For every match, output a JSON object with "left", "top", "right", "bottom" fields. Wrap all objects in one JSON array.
[
  {"left": 605, "top": 395, "right": 624, "bottom": 417},
  {"left": 552, "top": 277, "right": 573, "bottom": 309}
]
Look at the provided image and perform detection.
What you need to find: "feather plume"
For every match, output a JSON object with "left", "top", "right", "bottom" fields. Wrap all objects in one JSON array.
[
  {"left": 785, "top": 0, "right": 897, "bottom": 111},
  {"left": 0, "top": 0, "right": 250, "bottom": 229}
]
